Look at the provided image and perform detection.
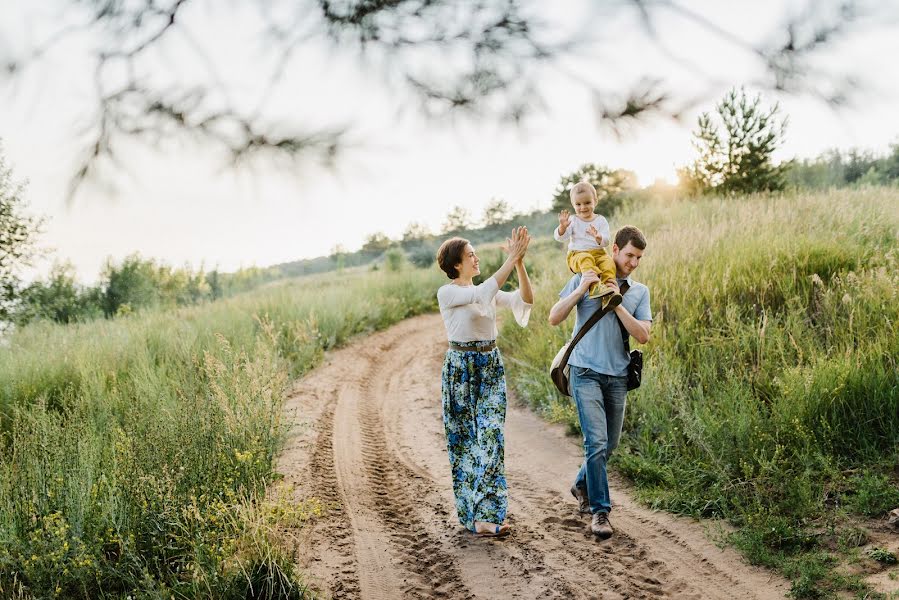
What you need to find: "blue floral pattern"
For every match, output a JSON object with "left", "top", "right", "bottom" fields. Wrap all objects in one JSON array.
[{"left": 441, "top": 340, "right": 507, "bottom": 531}]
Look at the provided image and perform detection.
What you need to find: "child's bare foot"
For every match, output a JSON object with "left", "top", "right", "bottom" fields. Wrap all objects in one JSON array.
[{"left": 474, "top": 520, "right": 511, "bottom": 537}]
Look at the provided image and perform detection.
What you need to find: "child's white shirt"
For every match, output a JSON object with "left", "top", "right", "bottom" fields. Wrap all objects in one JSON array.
[{"left": 553, "top": 214, "right": 611, "bottom": 251}]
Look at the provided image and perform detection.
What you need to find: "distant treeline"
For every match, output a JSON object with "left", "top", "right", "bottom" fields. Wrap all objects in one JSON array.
[
  {"left": 12, "top": 256, "right": 284, "bottom": 326},
  {"left": 785, "top": 144, "right": 899, "bottom": 189},
  {"left": 12, "top": 212, "right": 558, "bottom": 327},
  {"left": 272, "top": 210, "right": 559, "bottom": 276}
]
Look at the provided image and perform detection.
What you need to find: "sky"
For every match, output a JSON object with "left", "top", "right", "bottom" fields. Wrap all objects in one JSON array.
[{"left": 1, "top": 0, "right": 898, "bottom": 284}]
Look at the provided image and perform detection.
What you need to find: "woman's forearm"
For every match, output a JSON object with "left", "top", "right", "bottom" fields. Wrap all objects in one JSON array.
[
  {"left": 492, "top": 255, "right": 518, "bottom": 289},
  {"left": 516, "top": 261, "right": 534, "bottom": 304},
  {"left": 494, "top": 226, "right": 529, "bottom": 289}
]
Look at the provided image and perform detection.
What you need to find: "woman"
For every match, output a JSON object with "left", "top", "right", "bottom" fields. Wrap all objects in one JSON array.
[{"left": 435, "top": 226, "right": 533, "bottom": 537}]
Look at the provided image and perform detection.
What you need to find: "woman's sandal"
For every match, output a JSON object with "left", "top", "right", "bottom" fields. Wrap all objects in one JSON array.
[{"left": 475, "top": 523, "right": 511, "bottom": 537}]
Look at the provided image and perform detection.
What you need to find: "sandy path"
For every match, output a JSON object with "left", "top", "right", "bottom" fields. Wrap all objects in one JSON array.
[{"left": 278, "top": 314, "right": 789, "bottom": 599}]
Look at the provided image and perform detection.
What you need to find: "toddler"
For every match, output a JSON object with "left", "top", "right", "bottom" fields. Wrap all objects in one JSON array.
[{"left": 553, "top": 181, "right": 622, "bottom": 309}]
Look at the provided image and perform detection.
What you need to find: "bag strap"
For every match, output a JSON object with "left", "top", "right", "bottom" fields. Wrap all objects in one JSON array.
[
  {"left": 616, "top": 313, "right": 631, "bottom": 355},
  {"left": 615, "top": 283, "right": 639, "bottom": 354},
  {"left": 560, "top": 280, "right": 631, "bottom": 367}
]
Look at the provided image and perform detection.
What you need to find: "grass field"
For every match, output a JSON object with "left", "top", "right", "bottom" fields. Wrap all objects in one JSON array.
[
  {"left": 0, "top": 267, "right": 444, "bottom": 598},
  {"left": 1, "top": 187, "right": 897, "bottom": 598},
  {"left": 500, "top": 187, "right": 899, "bottom": 598}
]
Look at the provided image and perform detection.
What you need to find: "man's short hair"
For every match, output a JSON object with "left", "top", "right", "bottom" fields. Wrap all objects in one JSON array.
[
  {"left": 436, "top": 237, "right": 469, "bottom": 279},
  {"left": 569, "top": 181, "right": 597, "bottom": 201},
  {"left": 614, "top": 225, "right": 646, "bottom": 250}
]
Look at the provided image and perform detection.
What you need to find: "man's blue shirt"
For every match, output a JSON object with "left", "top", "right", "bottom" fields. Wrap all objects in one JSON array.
[{"left": 558, "top": 274, "right": 652, "bottom": 377}]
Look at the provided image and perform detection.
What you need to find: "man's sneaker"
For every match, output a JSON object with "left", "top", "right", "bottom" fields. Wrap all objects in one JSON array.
[
  {"left": 570, "top": 484, "right": 591, "bottom": 514},
  {"left": 601, "top": 292, "right": 622, "bottom": 310},
  {"left": 591, "top": 512, "right": 614, "bottom": 539}
]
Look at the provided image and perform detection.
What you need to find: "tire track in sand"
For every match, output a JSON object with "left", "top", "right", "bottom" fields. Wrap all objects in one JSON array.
[
  {"left": 350, "top": 336, "right": 472, "bottom": 599},
  {"left": 304, "top": 389, "right": 362, "bottom": 599}
]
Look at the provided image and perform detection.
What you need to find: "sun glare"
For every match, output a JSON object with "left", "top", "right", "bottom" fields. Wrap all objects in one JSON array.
[
  {"left": 629, "top": 162, "right": 681, "bottom": 188},
  {"left": 615, "top": 126, "right": 694, "bottom": 188}
]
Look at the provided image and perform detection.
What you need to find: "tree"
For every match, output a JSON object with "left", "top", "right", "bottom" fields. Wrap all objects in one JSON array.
[
  {"left": 442, "top": 206, "right": 473, "bottom": 234},
  {"left": 384, "top": 247, "right": 406, "bottom": 272},
  {"left": 13, "top": 262, "right": 102, "bottom": 325},
  {"left": 361, "top": 232, "right": 393, "bottom": 255},
  {"left": 482, "top": 198, "right": 513, "bottom": 227},
  {"left": 550, "top": 164, "right": 638, "bottom": 213},
  {"left": 100, "top": 254, "right": 163, "bottom": 316},
  {"left": 0, "top": 147, "right": 43, "bottom": 325},
  {"left": 843, "top": 149, "right": 878, "bottom": 184},
  {"left": 401, "top": 222, "right": 431, "bottom": 246},
  {"left": 679, "top": 88, "right": 788, "bottom": 195},
  {"left": 879, "top": 143, "right": 899, "bottom": 181},
  {"left": 677, "top": 113, "right": 727, "bottom": 194},
  {"left": 330, "top": 244, "right": 348, "bottom": 270},
  {"left": 0, "top": 2, "right": 876, "bottom": 196},
  {"left": 206, "top": 269, "right": 223, "bottom": 300}
]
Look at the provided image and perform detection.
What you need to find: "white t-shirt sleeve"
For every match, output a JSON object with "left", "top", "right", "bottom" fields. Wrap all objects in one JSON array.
[
  {"left": 437, "top": 277, "right": 500, "bottom": 309},
  {"left": 596, "top": 216, "right": 611, "bottom": 248},
  {"left": 496, "top": 289, "right": 532, "bottom": 327}
]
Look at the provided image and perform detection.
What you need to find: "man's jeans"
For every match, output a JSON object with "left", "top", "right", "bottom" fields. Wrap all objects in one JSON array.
[{"left": 571, "top": 367, "right": 628, "bottom": 515}]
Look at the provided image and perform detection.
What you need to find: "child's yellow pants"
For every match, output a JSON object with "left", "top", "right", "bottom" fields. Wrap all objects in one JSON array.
[{"left": 567, "top": 249, "right": 615, "bottom": 285}]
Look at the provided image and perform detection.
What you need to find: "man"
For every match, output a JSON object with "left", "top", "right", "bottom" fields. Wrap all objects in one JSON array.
[{"left": 548, "top": 225, "right": 652, "bottom": 539}]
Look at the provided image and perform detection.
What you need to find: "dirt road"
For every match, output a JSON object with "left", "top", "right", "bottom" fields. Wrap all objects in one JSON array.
[{"left": 278, "top": 314, "right": 789, "bottom": 599}]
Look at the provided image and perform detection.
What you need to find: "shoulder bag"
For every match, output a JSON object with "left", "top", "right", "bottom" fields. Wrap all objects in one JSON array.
[{"left": 616, "top": 312, "right": 643, "bottom": 391}]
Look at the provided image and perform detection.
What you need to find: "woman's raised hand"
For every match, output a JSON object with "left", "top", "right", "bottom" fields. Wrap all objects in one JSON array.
[
  {"left": 503, "top": 226, "right": 530, "bottom": 261},
  {"left": 494, "top": 227, "right": 531, "bottom": 289}
]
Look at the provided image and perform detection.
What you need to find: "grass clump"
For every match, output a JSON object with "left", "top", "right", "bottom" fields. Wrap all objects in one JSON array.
[{"left": 867, "top": 548, "right": 898, "bottom": 565}]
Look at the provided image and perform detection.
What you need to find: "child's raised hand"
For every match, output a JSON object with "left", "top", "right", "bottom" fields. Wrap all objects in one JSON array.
[
  {"left": 587, "top": 224, "right": 603, "bottom": 245},
  {"left": 558, "top": 209, "right": 570, "bottom": 228}
]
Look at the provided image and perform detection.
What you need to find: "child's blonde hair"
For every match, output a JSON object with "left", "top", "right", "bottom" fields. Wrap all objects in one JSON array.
[{"left": 569, "top": 181, "right": 597, "bottom": 202}]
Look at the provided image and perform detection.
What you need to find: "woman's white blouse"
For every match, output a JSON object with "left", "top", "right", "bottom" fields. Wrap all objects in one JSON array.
[{"left": 437, "top": 277, "right": 532, "bottom": 342}]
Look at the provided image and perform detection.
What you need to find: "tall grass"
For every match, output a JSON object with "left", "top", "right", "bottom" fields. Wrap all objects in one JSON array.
[
  {"left": 0, "top": 267, "right": 444, "bottom": 598},
  {"left": 501, "top": 188, "right": 899, "bottom": 598}
]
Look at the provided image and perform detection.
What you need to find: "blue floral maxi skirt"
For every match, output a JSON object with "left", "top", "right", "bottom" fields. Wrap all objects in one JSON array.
[{"left": 441, "top": 340, "right": 508, "bottom": 532}]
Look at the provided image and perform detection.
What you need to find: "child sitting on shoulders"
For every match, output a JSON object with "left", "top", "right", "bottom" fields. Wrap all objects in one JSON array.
[{"left": 553, "top": 181, "right": 622, "bottom": 309}]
